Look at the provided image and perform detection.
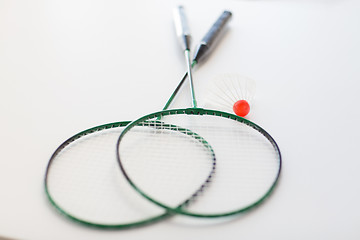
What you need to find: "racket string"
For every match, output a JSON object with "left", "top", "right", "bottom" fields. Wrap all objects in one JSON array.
[
  {"left": 119, "top": 121, "right": 217, "bottom": 208},
  {"left": 46, "top": 127, "right": 168, "bottom": 224}
]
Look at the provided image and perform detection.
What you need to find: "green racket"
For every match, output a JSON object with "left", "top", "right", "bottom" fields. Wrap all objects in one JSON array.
[
  {"left": 44, "top": 8, "right": 231, "bottom": 228},
  {"left": 115, "top": 13, "right": 281, "bottom": 218}
]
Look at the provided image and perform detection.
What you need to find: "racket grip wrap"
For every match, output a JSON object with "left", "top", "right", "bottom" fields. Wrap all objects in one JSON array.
[
  {"left": 173, "top": 6, "right": 191, "bottom": 51},
  {"left": 193, "top": 10, "right": 232, "bottom": 63}
]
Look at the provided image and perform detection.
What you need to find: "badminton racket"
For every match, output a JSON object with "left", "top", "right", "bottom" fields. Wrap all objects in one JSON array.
[
  {"left": 116, "top": 17, "right": 281, "bottom": 218},
  {"left": 44, "top": 8, "right": 232, "bottom": 228}
]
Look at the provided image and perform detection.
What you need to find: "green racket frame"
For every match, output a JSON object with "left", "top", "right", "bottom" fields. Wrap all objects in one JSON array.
[
  {"left": 44, "top": 120, "right": 217, "bottom": 228},
  {"left": 116, "top": 108, "right": 282, "bottom": 218}
]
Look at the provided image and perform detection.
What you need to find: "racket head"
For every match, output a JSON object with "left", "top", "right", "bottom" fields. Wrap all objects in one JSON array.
[
  {"left": 116, "top": 108, "right": 282, "bottom": 218},
  {"left": 44, "top": 121, "right": 172, "bottom": 229}
]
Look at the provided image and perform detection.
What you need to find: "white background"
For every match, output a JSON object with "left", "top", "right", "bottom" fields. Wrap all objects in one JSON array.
[{"left": 1, "top": 0, "right": 360, "bottom": 239}]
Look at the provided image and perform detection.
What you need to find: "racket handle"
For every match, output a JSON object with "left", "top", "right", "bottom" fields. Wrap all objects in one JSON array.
[
  {"left": 193, "top": 10, "right": 232, "bottom": 63},
  {"left": 173, "top": 6, "right": 191, "bottom": 51}
]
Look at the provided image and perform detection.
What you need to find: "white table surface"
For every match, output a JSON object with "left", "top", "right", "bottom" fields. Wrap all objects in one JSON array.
[{"left": 1, "top": 0, "right": 360, "bottom": 239}]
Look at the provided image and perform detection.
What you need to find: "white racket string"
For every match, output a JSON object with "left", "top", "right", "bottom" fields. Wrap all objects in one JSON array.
[
  {"left": 119, "top": 119, "right": 216, "bottom": 208},
  {"left": 45, "top": 124, "right": 170, "bottom": 227}
]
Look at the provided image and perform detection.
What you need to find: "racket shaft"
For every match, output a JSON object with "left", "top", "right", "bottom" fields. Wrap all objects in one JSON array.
[{"left": 164, "top": 11, "right": 232, "bottom": 110}]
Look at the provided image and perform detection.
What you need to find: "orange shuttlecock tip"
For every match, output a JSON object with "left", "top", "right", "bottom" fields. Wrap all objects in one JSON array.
[{"left": 233, "top": 100, "right": 250, "bottom": 117}]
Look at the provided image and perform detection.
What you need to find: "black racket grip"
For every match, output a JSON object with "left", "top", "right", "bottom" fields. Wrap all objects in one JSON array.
[
  {"left": 202, "top": 11, "right": 232, "bottom": 48},
  {"left": 193, "top": 11, "right": 232, "bottom": 63}
]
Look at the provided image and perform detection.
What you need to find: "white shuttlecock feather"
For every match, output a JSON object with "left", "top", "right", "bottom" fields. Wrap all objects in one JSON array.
[{"left": 204, "top": 73, "right": 256, "bottom": 117}]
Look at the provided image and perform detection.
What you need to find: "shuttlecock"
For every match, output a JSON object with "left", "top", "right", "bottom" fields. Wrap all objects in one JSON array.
[{"left": 204, "top": 73, "right": 256, "bottom": 117}]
